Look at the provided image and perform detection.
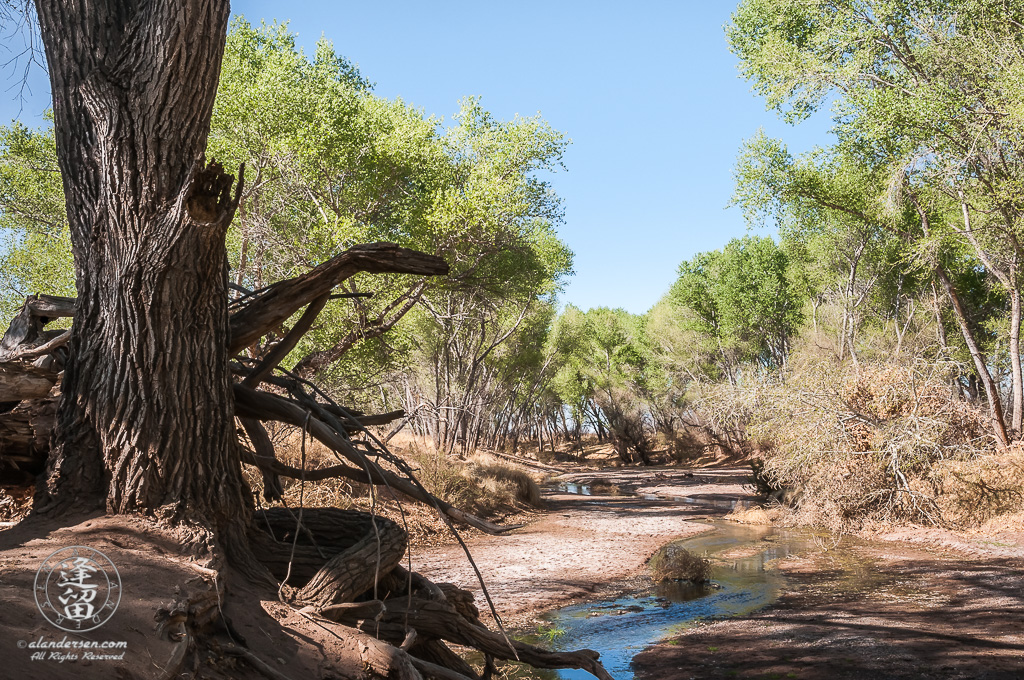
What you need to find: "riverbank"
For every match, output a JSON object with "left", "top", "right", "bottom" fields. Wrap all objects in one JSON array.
[{"left": 632, "top": 531, "right": 1024, "bottom": 679}]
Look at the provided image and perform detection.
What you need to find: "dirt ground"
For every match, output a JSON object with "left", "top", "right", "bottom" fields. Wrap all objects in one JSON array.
[
  {"left": 4, "top": 462, "right": 1022, "bottom": 680},
  {"left": 0, "top": 513, "right": 423, "bottom": 680}
]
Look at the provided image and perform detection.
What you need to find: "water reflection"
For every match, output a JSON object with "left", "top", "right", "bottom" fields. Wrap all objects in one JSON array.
[{"left": 527, "top": 522, "right": 816, "bottom": 680}]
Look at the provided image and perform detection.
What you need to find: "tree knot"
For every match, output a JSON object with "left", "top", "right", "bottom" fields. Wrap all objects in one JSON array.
[{"left": 186, "top": 160, "right": 244, "bottom": 226}]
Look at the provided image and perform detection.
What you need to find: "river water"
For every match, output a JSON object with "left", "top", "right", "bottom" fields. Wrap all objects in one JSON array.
[
  {"left": 539, "top": 520, "right": 818, "bottom": 680},
  {"left": 490, "top": 483, "right": 823, "bottom": 680}
]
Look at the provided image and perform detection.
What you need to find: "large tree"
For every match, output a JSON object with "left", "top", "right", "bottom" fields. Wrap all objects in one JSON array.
[
  {"left": 32, "top": 0, "right": 254, "bottom": 534},
  {"left": 1, "top": 2, "right": 612, "bottom": 678},
  {"left": 727, "top": 0, "right": 1024, "bottom": 443}
]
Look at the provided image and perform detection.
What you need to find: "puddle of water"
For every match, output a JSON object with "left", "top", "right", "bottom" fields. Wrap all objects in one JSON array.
[
  {"left": 503, "top": 521, "right": 818, "bottom": 680},
  {"left": 547, "top": 482, "right": 625, "bottom": 497},
  {"left": 551, "top": 481, "right": 744, "bottom": 510},
  {"left": 486, "top": 479, "right": 867, "bottom": 679},
  {"left": 638, "top": 493, "right": 745, "bottom": 510}
]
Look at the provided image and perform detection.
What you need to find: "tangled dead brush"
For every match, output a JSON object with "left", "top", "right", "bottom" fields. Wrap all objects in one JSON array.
[
  {"left": 749, "top": 358, "right": 1001, "bottom": 531},
  {"left": 680, "top": 381, "right": 763, "bottom": 455},
  {"left": 928, "top": 445, "right": 1024, "bottom": 528},
  {"left": 648, "top": 544, "right": 711, "bottom": 583}
]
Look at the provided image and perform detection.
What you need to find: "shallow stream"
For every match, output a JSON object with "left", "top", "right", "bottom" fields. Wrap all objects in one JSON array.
[
  {"left": 498, "top": 483, "right": 824, "bottom": 680},
  {"left": 538, "top": 520, "right": 817, "bottom": 680}
]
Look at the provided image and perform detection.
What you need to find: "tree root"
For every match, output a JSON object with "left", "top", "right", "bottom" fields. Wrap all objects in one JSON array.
[{"left": 244, "top": 506, "right": 613, "bottom": 680}]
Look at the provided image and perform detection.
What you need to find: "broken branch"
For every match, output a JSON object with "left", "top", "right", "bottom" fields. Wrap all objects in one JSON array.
[{"left": 229, "top": 243, "right": 448, "bottom": 353}]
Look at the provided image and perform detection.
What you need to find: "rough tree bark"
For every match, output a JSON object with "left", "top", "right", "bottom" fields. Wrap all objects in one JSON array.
[{"left": 31, "top": 1, "right": 255, "bottom": 552}]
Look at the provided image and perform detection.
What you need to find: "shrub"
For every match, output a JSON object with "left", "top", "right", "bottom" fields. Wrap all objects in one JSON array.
[
  {"left": 465, "top": 454, "right": 543, "bottom": 507},
  {"left": 400, "top": 450, "right": 543, "bottom": 516},
  {"left": 241, "top": 428, "right": 542, "bottom": 533}
]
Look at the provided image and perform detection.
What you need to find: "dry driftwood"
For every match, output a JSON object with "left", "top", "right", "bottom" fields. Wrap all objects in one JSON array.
[
  {"left": 0, "top": 363, "right": 59, "bottom": 402},
  {"left": 228, "top": 243, "right": 448, "bottom": 353},
  {"left": 0, "top": 294, "right": 73, "bottom": 361},
  {"left": 0, "top": 296, "right": 67, "bottom": 476},
  {"left": 233, "top": 383, "right": 514, "bottom": 536}
]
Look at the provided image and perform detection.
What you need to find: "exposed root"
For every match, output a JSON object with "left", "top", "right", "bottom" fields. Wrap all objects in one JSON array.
[{"left": 242, "top": 504, "right": 614, "bottom": 679}]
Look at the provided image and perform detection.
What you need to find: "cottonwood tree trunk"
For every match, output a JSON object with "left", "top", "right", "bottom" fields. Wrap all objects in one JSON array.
[
  {"left": 912, "top": 197, "right": 1010, "bottom": 446},
  {"left": 1009, "top": 285, "right": 1023, "bottom": 433},
  {"left": 32, "top": 0, "right": 251, "bottom": 539}
]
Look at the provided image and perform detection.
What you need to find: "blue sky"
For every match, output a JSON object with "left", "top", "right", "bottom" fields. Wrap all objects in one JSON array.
[{"left": 0, "top": 2, "right": 834, "bottom": 314}]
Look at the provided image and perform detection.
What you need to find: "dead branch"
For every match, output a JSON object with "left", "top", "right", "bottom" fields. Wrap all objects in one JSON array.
[
  {"left": 239, "top": 417, "right": 285, "bottom": 501},
  {"left": 0, "top": 363, "right": 58, "bottom": 401},
  {"left": 337, "top": 594, "right": 614, "bottom": 680},
  {"left": 233, "top": 384, "right": 512, "bottom": 535},
  {"left": 0, "top": 294, "right": 73, "bottom": 361},
  {"left": 242, "top": 294, "right": 329, "bottom": 389},
  {"left": 228, "top": 243, "right": 448, "bottom": 353}
]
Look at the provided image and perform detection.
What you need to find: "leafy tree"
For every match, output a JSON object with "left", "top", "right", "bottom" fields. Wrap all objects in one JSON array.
[
  {"left": 727, "top": 0, "right": 1024, "bottom": 443},
  {"left": 546, "top": 305, "right": 660, "bottom": 463},
  {"left": 669, "top": 235, "right": 804, "bottom": 380},
  {"left": 733, "top": 133, "right": 930, "bottom": 362},
  {"left": 0, "top": 119, "right": 74, "bottom": 320}
]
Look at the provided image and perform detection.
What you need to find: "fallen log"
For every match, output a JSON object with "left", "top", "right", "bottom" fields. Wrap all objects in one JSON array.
[
  {"left": 0, "top": 380, "right": 58, "bottom": 476},
  {"left": 254, "top": 507, "right": 613, "bottom": 680},
  {"left": 250, "top": 508, "right": 407, "bottom": 605},
  {"left": 0, "top": 363, "right": 59, "bottom": 402}
]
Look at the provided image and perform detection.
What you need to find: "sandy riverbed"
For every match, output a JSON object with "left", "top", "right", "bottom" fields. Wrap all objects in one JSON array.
[
  {"left": 415, "top": 466, "right": 1024, "bottom": 679},
  {"left": 410, "top": 467, "right": 757, "bottom": 626}
]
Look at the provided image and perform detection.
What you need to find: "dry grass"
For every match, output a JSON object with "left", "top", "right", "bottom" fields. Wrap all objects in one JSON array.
[
  {"left": 929, "top": 447, "right": 1024, "bottom": 528},
  {"left": 464, "top": 454, "right": 544, "bottom": 507},
  {"left": 979, "top": 509, "right": 1024, "bottom": 533},
  {"left": 241, "top": 425, "right": 544, "bottom": 542},
  {"left": 400, "top": 448, "right": 543, "bottom": 516},
  {"left": 648, "top": 544, "right": 711, "bottom": 583},
  {"left": 726, "top": 504, "right": 785, "bottom": 525}
]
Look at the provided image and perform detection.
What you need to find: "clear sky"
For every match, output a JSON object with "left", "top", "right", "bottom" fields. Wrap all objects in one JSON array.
[{"left": 0, "top": 2, "right": 834, "bottom": 314}]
